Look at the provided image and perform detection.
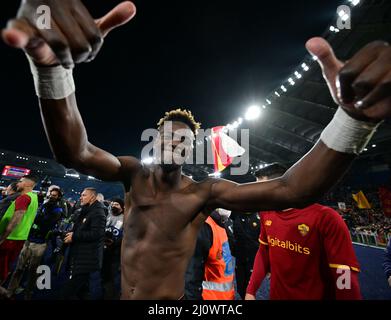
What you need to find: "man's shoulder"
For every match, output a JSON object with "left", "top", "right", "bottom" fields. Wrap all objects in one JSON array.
[{"left": 90, "top": 201, "right": 107, "bottom": 215}]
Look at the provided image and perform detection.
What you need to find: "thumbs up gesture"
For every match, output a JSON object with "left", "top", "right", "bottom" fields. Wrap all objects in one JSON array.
[
  {"left": 1, "top": 0, "right": 136, "bottom": 69},
  {"left": 306, "top": 37, "right": 391, "bottom": 122}
]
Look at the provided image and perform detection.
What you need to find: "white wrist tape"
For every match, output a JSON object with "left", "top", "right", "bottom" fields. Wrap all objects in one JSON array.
[
  {"left": 320, "top": 107, "right": 382, "bottom": 155},
  {"left": 27, "top": 56, "right": 75, "bottom": 100}
]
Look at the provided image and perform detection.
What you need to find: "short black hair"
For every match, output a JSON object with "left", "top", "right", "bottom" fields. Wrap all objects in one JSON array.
[
  {"left": 84, "top": 187, "right": 97, "bottom": 196},
  {"left": 22, "top": 174, "right": 39, "bottom": 185},
  {"left": 157, "top": 109, "right": 201, "bottom": 135},
  {"left": 9, "top": 182, "right": 18, "bottom": 192},
  {"left": 111, "top": 197, "right": 125, "bottom": 211},
  {"left": 254, "top": 163, "right": 287, "bottom": 179}
]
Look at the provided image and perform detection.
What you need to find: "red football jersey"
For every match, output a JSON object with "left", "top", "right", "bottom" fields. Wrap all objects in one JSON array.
[{"left": 258, "top": 204, "right": 361, "bottom": 299}]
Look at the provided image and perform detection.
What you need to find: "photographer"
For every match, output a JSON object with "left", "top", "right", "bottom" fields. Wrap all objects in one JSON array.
[{"left": 102, "top": 198, "right": 124, "bottom": 299}]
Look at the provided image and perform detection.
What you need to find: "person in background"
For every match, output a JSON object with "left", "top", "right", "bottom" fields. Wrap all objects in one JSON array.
[
  {"left": 245, "top": 164, "right": 361, "bottom": 300},
  {"left": 96, "top": 193, "right": 109, "bottom": 216},
  {"left": 0, "top": 175, "right": 39, "bottom": 284},
  {"left": 60, "top": 188, "right": 106, "bottom": 299},
  {"left": 102, "top": 198, "right": 124, "bottom": 299},
  {"left": 0, "top": 182, "right": 20, "bottom": 221},
  {"left": 185, "top": 209, "right": 235, "bottom": 300},
  {"left": 3, "top": 187, "right": 64, "bottom": 299},
  {"left": 229, "top": 166, "right": 285, "bottom": 300},
  {"left": 383, "top": 237, "right": 391, "bottom": 288}
]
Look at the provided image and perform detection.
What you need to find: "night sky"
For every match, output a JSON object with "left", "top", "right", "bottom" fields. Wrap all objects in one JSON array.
[{"left": 1, "top": 0, "right": 342, "bottom": 159}]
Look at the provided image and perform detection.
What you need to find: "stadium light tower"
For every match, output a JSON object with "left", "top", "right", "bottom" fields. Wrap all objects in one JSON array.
[{"left": 245, "top": 105, "right": 262, "bottom": 121}]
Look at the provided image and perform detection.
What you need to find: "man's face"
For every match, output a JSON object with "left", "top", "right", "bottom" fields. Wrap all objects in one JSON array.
[
  {"left": 154, "top": 121, "right": 195, "bottom": 169},
  {"left": 80, "top": 190, "right": 96, "bottom": 206},
  {"left": 16, "top": 178, "right": 33, "bottom": 192},
  {"left": 49, "top": 190, "right": 60, "bottom": 202},
  {"left": 111, "top": 201, "right": 123, "bottom": 215}
]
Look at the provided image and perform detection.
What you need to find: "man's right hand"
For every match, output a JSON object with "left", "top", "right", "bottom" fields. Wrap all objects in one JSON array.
[{"left": 1, "top": 0, "right": 136, "bottom": 68}]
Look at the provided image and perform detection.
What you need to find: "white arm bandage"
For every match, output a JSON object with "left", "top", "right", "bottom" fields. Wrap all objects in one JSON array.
[
  {"left": 320, "top": 107, "right": 382, "bottom": 155},
  {"left": 28, "top": 56, "right": 75, "bottom": 100}
]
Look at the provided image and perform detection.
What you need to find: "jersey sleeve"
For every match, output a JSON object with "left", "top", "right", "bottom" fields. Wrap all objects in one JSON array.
[
  {"left": 15, "top": 194, "right": 31, "bottom": 211},
  {"left": 319, "top": 207, "right": 361, "bottom": 299},
  {"left": 319, "top": 207, "right": 360, "bottom": 272},
  {"left": 246, "top": 244, "right": 270, "bottom": 296}
]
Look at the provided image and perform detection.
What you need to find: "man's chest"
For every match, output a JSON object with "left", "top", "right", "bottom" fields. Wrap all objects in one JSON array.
[{"left": 263, "top": 215, "right": 321, "bottom": 256}]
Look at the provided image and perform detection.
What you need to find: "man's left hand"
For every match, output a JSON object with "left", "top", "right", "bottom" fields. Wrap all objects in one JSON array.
[{"left": 306, "top": 37, "right": 391, "bottom": 122}]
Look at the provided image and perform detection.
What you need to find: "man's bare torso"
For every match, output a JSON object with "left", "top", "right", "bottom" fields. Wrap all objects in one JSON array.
[{"left": 121, "top": 166, "right": 212, "bottom": 299}]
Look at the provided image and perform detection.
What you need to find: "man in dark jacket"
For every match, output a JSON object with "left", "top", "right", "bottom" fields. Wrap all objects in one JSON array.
[
  {"left": 61, "top": 187, "right": 106, "bottom": 299},
  {"left": 383, "top": 237, "right": 391, "bottom": 288}
]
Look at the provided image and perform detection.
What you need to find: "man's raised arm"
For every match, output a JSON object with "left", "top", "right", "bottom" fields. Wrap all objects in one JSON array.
[
  {"left": 2, "top": 0, "right": 139, "bottom": 183},
  {"left": 207, "top": 38, "right": 391, "bottom": 212}
]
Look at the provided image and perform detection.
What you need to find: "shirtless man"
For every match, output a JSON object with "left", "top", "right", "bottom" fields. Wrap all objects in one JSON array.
[{"left": 3, "top": 0, "right": 391, "bottom": 299}]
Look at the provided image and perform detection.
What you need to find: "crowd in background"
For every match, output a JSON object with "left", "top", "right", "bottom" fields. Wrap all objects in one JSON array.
[
  {"left": 0, "top": 174, "right": 390, "bottom": 300},
  {"left": 322, "top": 185, "right": 391, "bottom": 247},
  {"left": 0, "top": 180, "right": 124, "bottom": 300}
]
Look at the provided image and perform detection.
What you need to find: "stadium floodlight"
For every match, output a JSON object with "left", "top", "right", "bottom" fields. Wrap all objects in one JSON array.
[
  {"left": 288, "top": 77, "right": 295, "bottom": 86},
  {"left": 245, "top": 105, "right": 262, "bottom": 121},
  {"left": 142, "top": 157, "right": 154, "bottom": 165},
  {"left": 329, "top": 26, "right": 335, "bottom": 32},
  {"left": 350, "top": 0, "right": 360, "bottom": 6},
  {"left": 363, "top": 148, "right": 368, "bottom": 151},
  {"left": 266, "top": 99, "right": 271, "bottom": 105},
  {"left": 294, "top": 71, "right": 302, "bottom": 79},
  {"left": 274, "top": 91, "right": 280, "bottom": 97},
  {"left": 301, "top": 63, "right": 309, "bottom": 71},
  {"left": 87, "top": 176, "right": 96, "bottom": 180},
  {"left": 237, "top": 117, "right": 243, "bottom": 125},
  {"left": 372, "top": 144, "right": 376, "bottom": 148},
  {"left": 281, "top": 85, "right": 287, "bottom": 92},
  {"left": 65, "top": 173, "right": 80, "bottom": 179},
  {"left": 232, "top": 121, "right": 239, "bottom": 129}
]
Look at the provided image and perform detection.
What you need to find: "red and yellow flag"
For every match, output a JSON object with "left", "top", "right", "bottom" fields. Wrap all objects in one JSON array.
[
  {"left": 352, "top": 190, "right": 371, "bottom": 209},
  {"left": 211, "top": 126, "right": 245, "bottom": 172}
]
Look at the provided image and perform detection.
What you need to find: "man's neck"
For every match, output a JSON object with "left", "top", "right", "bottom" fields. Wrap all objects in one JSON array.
[
  {"left": 20, "top": 188, "right": 33, "bottom": 195},
  {"left": 153, "top": 164, "right": 183, "bottom": 191}
]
